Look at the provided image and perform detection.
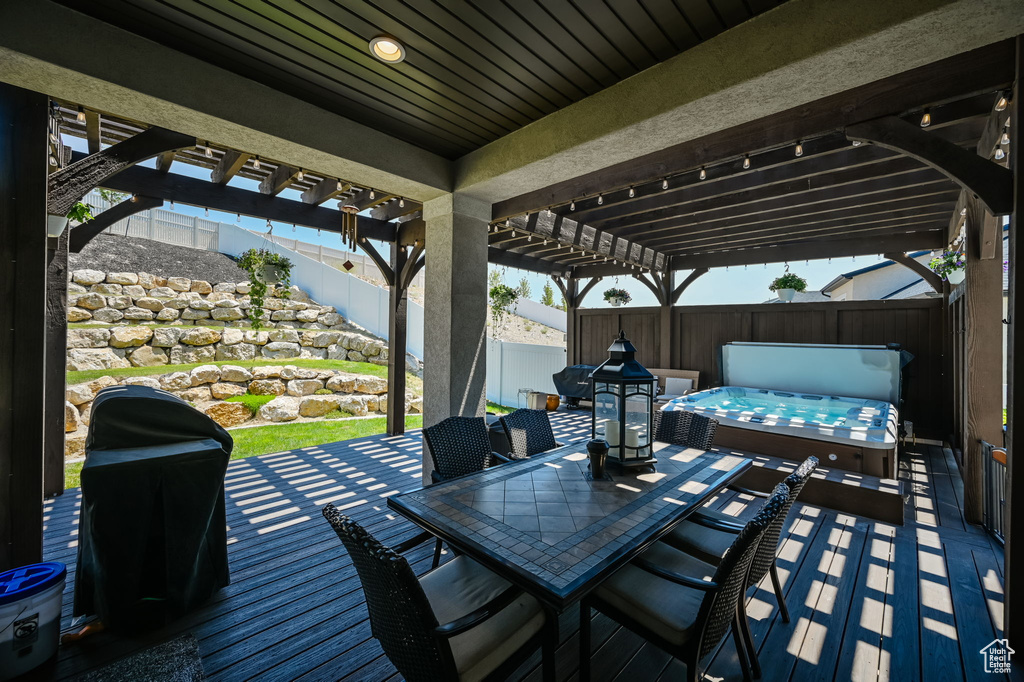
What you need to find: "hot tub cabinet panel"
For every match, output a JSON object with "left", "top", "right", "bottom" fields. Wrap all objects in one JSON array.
[{"left": 712, "top": 423, "right": 895, "bottom": 478}]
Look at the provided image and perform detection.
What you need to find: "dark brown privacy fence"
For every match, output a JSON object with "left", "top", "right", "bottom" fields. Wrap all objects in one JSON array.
[{"left": 575, "top": 299, "right": 945, "bottom": 433}]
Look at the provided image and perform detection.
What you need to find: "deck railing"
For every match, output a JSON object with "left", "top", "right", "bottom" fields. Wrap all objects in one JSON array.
[{"left": 981, "top": 439, "right": 1007, "bottom": 543}]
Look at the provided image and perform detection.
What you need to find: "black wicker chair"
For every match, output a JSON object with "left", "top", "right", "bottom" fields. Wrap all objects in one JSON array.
[
  {"left": 663, "top": 456, "right": 819, "bottom": 676},
  {"left": 499, "top": 409, "right": 564, "bottom": 459},
  {"left": 580, "top": 483, "right": 790, "bottom": 682},
  {"left": 652, "top": 409, "right": 719, "bottom": 450},
  {"left": 423, "top": 416, "right": 514, "bottom": 483},
  {"left": 422, "top": 416, "right": 516, "bottom": 567},
  {"left": 323, "top": 505, "right": 556, "bottom": 682}
]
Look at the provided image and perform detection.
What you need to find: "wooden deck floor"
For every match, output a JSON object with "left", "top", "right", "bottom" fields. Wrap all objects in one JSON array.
[{"left": 38, "top": 412, "right": 1006, "bottom": 681}]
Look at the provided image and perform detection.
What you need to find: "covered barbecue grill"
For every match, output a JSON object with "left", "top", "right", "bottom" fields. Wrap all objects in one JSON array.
[
  {"left": 552, "top": 364, "right": 598, "bottom": 408},
  {"left": 73, "top": 385, "right": 232, "bottom": 631}
]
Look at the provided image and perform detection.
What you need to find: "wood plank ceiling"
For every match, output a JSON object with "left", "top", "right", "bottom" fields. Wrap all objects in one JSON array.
[
  {"left": 53, "top": 0, "right": 786, "bottom": 159},
  {"left": 487, "top": 41, "right": 1015, "bottom": 277}
]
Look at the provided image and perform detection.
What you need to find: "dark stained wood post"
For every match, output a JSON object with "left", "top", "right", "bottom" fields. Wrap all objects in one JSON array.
[
  {"left": 387, "top": 242, "right": 409, "bottom": 436},
  {"left": 43, "top": 228, "right": 69, "bottom": 497},
  {"left": 0, "top": 83, "right": 49, "bottom": 570},
  {"left": 962, "top": 198, "right": 1004, "bottom": 525},
  {"left": 1004, "top": 34, "right": 1022, "bottom": 646}
]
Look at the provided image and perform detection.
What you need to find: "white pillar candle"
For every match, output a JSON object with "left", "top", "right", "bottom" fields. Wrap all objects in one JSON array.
[
  {"left": 625, "top": 429, "right": 639, "bottom": 450},
  {"left": 604, "top": 421, "right": 620, "bottom": 447}
]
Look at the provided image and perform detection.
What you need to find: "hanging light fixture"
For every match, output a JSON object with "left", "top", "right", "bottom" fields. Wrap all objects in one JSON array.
[
  {"left": 661, "top": 178, "right": 668, "bottom": 190},
  {"left": 628, "top": 186, "right": 635, "bottom": 198},
  {"left": 169, "top": 200, "right": 175, "bottom": 211},
  {"left": 253, "top": 156, "right": 261, "bottom": 170},
  {"left": 399, "top": 198, "right": 405, "bottom": 208},
  {"left": 597, "top": 194, "right": 603, "bottom": 205},
  {"left": 204, "top": 207, "right": 209, "bottom": 217},
  {"left": 204, "top": 143, "right": 214, "bottom": 158},
  {"left": 794, "top": 141, "right": 804, "bottom": 157},
  {"left": 1001, "top": 131, "right": 1010, "bottom": 146},
  {"left": 237, "top": 213, "right": 241, "bottom": 222},
  {"left": 297, "top": 168, "right": 305, "bottom": 182},
  {"left": 369, "top": 189, "right": 376, "bottom": 201},
  {"left": 995, "top": 92, "right": 1009, "bottom": 112},
  {"left": 743, "top": 156, "right": 751, "bottom": 169},
  {"left": 920, "top": 110, "right": 931, "bottom": 127},
  {"left": 570, "top": 200, "right": 575, "bottom": 211},
  {"left": 699, "top": 167, "right": 707, "bottom": 180},
  {"left": 76, "top": 106, "right": 86, "bottom": 123},
  {"left": 995, "top": 147, "right": 1006, "bottom": 160}
]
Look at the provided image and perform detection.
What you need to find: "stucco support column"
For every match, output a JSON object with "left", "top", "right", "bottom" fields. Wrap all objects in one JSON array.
[{"left": 422, "top": 194, "right": 489, "bottom": 482}]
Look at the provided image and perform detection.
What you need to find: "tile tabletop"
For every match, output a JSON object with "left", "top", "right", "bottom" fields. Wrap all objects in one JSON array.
[{"left": 388, "top": 443, "right": 751, "bottom": 610}]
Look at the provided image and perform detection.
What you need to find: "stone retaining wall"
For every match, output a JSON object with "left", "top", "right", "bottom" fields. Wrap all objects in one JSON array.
[
  {"left": 65, "top": 269, "right": 388, "bottom": 370},
  {"left": 64, "top": 363, "right": 423, "bottom": 458}
]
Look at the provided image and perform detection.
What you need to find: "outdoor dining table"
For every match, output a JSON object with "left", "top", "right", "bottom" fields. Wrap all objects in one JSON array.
[{"left": 387, "top": 441, "right": 752, "bottom": 612}]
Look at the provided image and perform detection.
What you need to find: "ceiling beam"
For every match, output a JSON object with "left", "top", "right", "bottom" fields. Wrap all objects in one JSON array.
[
  {"left": 846, "top": 114, "right": 1013, "bottom": 215},
  {"left": 302, "top": 177, "right": 349, "bottom": 205},
  {"left": 885, "top": 251, "right": 943, "bottom": 293},
  {"left": 347, "top": 188, "right": 395, "bottom": 211},
  {"left": 87, "top": 155, "right": 396, "bottom": 243},
  {"left": 69, "top": 195, "right": 162, "bottom": 253},
  {"left": 154, "top": 150, "right": 176, "bottom": 174},
  {"left": 490, "top": 40, "right": 1015, "bottom": 221},
  {"left": 84, "top": 110, "right": 101, "bottom": 154},
  {"left": 211, "top": 150, "right": 249, "bottom": 185},
  {"left": 259, "top": 163, "right": 300, "bottom": 195},
  {"left": 371, "top": 198, "right": 422, "bottom": 221},
  {"left": 488, "top": 247, "right": 572, "bottom": 276}
]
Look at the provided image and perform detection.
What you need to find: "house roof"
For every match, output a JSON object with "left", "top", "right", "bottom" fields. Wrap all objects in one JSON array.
[{"left": 821, "top": 250, "right": 933, "bottom": 294}]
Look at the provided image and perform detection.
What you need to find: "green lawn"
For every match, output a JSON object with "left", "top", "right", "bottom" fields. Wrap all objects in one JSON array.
[
  {"left": 486, "top": 401, "right": 514, "bottom": 414},
  {"left": 64, "top": 415, "right": 424, "bottom": 489},
  {"left": 68, "top": 357, "right": 423, "bottom": 395}
]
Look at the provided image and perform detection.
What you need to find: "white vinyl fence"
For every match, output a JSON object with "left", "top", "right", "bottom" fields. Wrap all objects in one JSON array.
[
  {"left": 486, "top": 338, "right": 567, "bottom": 408},
  {"left": 511, "top": 298, "right": 567, "bottom": 332}
]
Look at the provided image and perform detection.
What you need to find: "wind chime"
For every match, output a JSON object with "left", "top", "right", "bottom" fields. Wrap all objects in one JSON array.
[{"left": 339, "top": 203, "right": 359, "bottom": 250}]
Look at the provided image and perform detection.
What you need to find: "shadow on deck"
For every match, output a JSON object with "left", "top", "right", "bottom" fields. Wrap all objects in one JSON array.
[{"left": 38, "top": 412, "right": 1005, "bottom": 681}]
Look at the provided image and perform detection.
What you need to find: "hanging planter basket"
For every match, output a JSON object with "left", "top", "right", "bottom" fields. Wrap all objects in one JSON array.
[
  {"left": 946, "top": 269, "right": 965, "bottom": 285},
  {"left": 609, "top": 297, "right": 623, "bottom": 307},
  {"left": 47, "top": 214, "right": 69, "bottom": 238},
  {"left": 254, "top": 264, "right": 285, "bottom": 284},
  {"left": 603, "top": 288, "right": 631, "bottom": 307},
  {"left": 776, "top": 288, "right": 797, "bottom": 302}
]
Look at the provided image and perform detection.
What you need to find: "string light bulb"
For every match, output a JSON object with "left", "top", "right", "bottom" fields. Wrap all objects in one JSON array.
[
  {"left": 699, "top": 167, "right": 707, "bottom": 180},
  {"left": 399, "top": 198, "right": 405, "bottom": 208},
  {"left": 570, "top": 201, "right": 575, "bottom": 211},
  {"left": 1001, "top": 131, "right": 1010, "bottom": 146},
  {"left": 995, "top": 93, "right": 1008, "bottom": 112},
  {"left": 204, "top": 207, "right": 209, "bottom": 217},
  {"left": 237, "top": 213, "right": 241, "bottom": 222},
  {"left": 995, "top": 147, "right": 1006, "bottom": 160},
  {"left": 296, "top": 168, "right": 304, "bottom": 182},
  {"left": 920, "top": 110, "right": 931, "bottom": 127},
  {"left": 852, "top": 140, "right": 863, "bottom": 147},
  {"left": 662, "top": 178, "right": 669, "bottom": 190},
  {"left": 794, "top": 141, "right": 804, "bottom": 157},
  {"left": 76, "top": 106, "right": 86, "bottom": 123},
  {"left": 369, "top": 189, "right": 375, "bottom": 201},
  {"left": 597, "top": 194, "right": 603, "bottom": 205},
  {"left": 336, "top": 179, "right": 344, "bottom": 191},
  {"left": 743, "top": 156, "right": 751, "bottom": 169},
  {"left": 253, "top": 156, "right": 261, "bottom": 170},
  {"left": 204, "top": 143, "right": 214, "bottom": 158},
  {"left": 169, "top": 200, "right": 175, "bottom": 211},
  {"left": 628, "top": 186, "right": 635, "bottom": 198}
]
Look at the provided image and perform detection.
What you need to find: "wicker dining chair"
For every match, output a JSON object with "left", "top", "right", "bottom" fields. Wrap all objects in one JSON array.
[
  {"left": 663, "top": 456, "right": 819, "bottom": 677},
  {"left": 580, "top": 484, "right": 790, "bottom": 682},
  {"left": 422, "top": 416, "right": 515, "bottom": 567},
  {"left": 652, "top": 409, "right": 719, "bottom": 450},
  {"left": 499, "top": 409, "right": 564, "bottom": 459},
  {"left": 422, "top": 416, "right": 514, "bottom": 483},
  {"left": 323, "top": 505, "right": 555, "bottom": 682}
]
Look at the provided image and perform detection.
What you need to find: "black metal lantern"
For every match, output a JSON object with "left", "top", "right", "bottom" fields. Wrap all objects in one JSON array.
[{"left": 590, "top": 331, "right": 656, "bottom": 467}]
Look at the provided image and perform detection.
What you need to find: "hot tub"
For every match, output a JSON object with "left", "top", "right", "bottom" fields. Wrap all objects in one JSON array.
[{"left": 662, "top": 386, "right": 898, "bottom": 477}]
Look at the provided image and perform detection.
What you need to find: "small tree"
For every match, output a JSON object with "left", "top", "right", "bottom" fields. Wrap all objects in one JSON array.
[
  {"left": 540, "top": 281, "right": 555, "bottom": 307},
  {"left": 517, "top": 276, "right": 532, "bottom": 300},
  {"left": 488, "top": 268, "right": 502, "bottom": 289}
]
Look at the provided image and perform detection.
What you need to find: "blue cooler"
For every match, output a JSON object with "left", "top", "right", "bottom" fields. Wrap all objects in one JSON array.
[{"left": 0, "top": 562, "right": 66, "bottom": 680}]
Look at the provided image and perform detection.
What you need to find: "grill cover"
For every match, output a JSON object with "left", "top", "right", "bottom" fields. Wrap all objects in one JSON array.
[
  {"left": 74, "top": 386, "right": 232, "bottom": 631},
  {"left": 552, "top": 365, "right": 598, "bottom": 399}
]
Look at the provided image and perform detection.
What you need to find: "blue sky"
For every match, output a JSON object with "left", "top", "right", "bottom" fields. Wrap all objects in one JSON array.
[{"left": 71, "top": 133, "right": 871, "bottom": 306}]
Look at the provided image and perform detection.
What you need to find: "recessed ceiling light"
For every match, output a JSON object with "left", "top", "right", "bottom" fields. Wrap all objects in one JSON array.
[{"left": 369, "top": 36, "right": 406, "bottom": 63}]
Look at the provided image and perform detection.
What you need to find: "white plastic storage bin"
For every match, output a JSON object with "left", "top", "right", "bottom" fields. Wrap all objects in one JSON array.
[{"left": 0, "top": 562, "right": 66, "bottom": 681}]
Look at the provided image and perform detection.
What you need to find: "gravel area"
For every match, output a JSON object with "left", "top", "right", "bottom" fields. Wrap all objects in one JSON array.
[
  {"left": 487, "top": 307, "right": 566, "bottom": 347},
  {"left": 69, "top": 234, "right": 247, "bottom": 283}
]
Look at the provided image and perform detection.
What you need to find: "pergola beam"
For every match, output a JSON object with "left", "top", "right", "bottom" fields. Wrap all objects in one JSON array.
[
  {"left": 89, "top": 156, "right": 397, "bottom": 242},
  {"left": 845, "top": 115, "right": 1013, "bottom": 215},
  {"left": 302, "top": 177, "right": 349, "bottom": 205},
  {"left": 211, "top": 150, "right": 250, "bottom": 185},
  {"left": 371, "top": 198, "right": 422, "bottom": 221},
  {"left": 69, "top": 195, "right": 163, "bottom": 253},
  {"left": 259, "top": 163, "right": 299, "bottom": 196},
  {"left": 84, "top": 110, "right": 101, "bottom": 154},
  {"left": 48, "top": 127, "right": 195, "bottom": 216},
  {"left": 884, "top": 251, "right": 943, "bottom": 293}
]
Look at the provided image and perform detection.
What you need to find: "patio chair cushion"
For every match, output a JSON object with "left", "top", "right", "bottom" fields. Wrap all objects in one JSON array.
[
  {"left": 662, "top": 519, "right": 733, "bottom": 566},
  {"left": 594, "top": 543, "right": 717, "bottom": 648},
  {"left": 420, "top": 556, "right": 545, "bottom": 682}
]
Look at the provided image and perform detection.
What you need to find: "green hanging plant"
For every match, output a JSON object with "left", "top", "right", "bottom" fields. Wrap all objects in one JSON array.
[
  {"left": 603, "top": 287, "right": 632, "bottom": 305},
  {"left": 768, "top": 272, "right": 808, "bottom": 292},
  {"left": 66, "top": 201, "right": 94, "bottom": 224},
  {"left": 237, "top": 249, "right": 293, "bottom": 329},
  {"left": 489, "top": 283, "right": 519, "bottom": 330}
]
